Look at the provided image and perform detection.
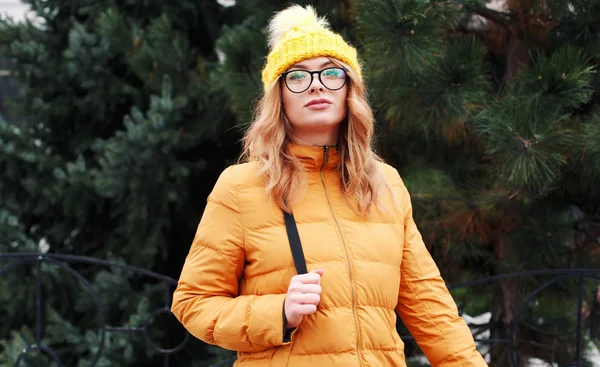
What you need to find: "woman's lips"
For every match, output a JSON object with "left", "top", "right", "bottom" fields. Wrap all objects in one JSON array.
[{"left": 305, "top": 98, "right": 332, "bottom": 110}]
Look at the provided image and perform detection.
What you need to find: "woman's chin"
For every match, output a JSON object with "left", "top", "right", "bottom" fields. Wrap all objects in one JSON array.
[{"left": 296, "top": 117, "right": 344, "bottom": 128}]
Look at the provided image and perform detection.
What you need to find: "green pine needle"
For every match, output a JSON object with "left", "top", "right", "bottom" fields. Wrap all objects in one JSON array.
[
  {"left": 369, "top": 35, "right": 490, "bottom": 143},
  {"left": 352, "top": 0, "right": 459, "bottom": 73},
  {"left": 548, "top": 0, "right": 600, "bottom": 58},
  {"left": 401, "top": 160, "right": 461, "bottom": 197},
  {"left": 97, "top": 8, "right": 132, "bottom": 54},
  {"left": 211, "top": 20, "right": 266, "bottom": 122},
  {"left": 512, "top": 45, "right": 595, "bottom": 111},
  {"left": 475, "top": 95, "right": 576, "bottom": 195},
  {"left": 582, "top": 112, "right": 600, "bottom": 172},
  {"left": 419, "top": 37, "right": 489, "bottom": 128}
]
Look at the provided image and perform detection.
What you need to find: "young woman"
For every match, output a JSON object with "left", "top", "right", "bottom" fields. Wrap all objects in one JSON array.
[{"left": 172, "top": 5, "right": 488, "bottom": 367}]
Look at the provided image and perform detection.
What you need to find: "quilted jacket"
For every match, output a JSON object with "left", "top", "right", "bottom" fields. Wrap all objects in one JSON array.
[{"left": 171, "top": 143, "right": 487, "bottom": 366}]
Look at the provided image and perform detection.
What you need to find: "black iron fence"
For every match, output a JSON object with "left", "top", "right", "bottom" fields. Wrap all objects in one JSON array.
[{"left": 0, "top": 252, "right": 598, "bottom": 367}]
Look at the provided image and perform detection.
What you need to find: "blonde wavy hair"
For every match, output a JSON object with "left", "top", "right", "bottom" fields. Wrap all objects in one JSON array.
[{"left": 240, "top": 59, "right": 394, "bottom": 216}]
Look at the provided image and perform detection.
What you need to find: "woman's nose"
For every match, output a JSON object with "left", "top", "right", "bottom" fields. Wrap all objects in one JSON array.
[{"left": 309, "top": 75, "right": 325, "bottom": 92}]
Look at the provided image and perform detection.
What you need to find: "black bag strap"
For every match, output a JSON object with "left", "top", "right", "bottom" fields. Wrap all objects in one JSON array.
[{"left": 283, "top": 211, "right": 308, "bottom": 274}]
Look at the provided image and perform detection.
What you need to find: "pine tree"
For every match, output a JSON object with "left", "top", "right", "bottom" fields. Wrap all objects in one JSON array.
[
  {"left": 351, "top": 0, "right": 600, "bottom": 365},
  {"left": 0, "top": 0, "right": 241, "bottom": 365}
]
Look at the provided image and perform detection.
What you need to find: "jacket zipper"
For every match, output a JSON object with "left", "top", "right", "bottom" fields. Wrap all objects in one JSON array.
[{"left": 320, "top": 146, "right": 363, "bottom": 367}]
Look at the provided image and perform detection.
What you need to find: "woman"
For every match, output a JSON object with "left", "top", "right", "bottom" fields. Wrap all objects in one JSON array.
[{"left": 172, "top": 4, "right": 488, "bottom": 367}]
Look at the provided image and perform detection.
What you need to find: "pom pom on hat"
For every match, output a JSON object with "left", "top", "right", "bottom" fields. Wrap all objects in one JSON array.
[
  {"left": 261, "top": 4, "right": 362, "bottom": 90},
  {"left": 266, "top": 5, "right": 329, "bottom": 49}
]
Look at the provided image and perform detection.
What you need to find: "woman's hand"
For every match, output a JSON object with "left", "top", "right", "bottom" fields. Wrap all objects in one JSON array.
[{"left": 283, "top": 269, "right": 324, "bottom": 329}]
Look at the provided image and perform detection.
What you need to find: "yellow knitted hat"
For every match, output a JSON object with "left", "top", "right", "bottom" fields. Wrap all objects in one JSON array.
[{"left": 261, "top": 5, "right": 362, "bottom": 90}]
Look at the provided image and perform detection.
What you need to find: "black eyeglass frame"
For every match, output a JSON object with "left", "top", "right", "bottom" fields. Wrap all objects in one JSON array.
[{"left": 280, "top": 67, "right": 349, "bottom": 94}]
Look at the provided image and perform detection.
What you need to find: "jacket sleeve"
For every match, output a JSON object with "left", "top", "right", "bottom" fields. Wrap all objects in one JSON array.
[
  {"left": 171, "top": 166, "right": 289, "bottom": 352},
  {"left": 393, "top": 176, "right": 488, "bottom": 366}
]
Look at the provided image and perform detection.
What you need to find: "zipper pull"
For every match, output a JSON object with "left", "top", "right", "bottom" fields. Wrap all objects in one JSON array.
[{"left": 323, "top": 146, "right": 329, "bottom": 164}]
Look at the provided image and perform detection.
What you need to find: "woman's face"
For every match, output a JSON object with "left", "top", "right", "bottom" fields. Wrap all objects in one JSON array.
[{"left": 281, "top": 57, "right": 348, "bottom": 144}]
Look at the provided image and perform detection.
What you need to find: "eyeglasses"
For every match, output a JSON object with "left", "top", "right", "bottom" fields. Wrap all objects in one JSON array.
[{"left": 281, "top": 67, "right": 348, "bottom": 94}]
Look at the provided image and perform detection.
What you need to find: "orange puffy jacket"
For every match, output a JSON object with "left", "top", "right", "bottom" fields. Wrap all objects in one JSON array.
[{"left": 172, "top": 144, "right": 487, "bottom": 366}]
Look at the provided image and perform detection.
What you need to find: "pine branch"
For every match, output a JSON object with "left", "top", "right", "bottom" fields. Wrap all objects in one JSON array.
[
  {"left": 474, "top": 94, "right": 578, "bottom": 195},
  {"left": 469, "top": 6, "right": 513, "bottom": 30}
]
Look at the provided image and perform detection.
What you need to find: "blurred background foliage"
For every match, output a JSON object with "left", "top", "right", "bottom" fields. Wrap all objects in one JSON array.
[{"left": 1, "top": 0, "right": 600, "bottom": 365}]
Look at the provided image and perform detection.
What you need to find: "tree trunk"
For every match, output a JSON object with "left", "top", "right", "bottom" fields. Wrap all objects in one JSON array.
[
  {"left": 503, "top": 33, "right": 530, "bottom": 85},
  {"left": 490, "top": 272, "right": 519, "bottom": 367},
  {"left": 490, "top": 201, "right": 521, "bottom": 367},
  {"left": 488, "top": 197, "right": 524, "bottom": 366}
]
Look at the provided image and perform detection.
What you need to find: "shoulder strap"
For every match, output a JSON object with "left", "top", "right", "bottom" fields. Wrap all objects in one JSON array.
[{"left": 283, "top": 211, "right": 308, "bottom": 274}]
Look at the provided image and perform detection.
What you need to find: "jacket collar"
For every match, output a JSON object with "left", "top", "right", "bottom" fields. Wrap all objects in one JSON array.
[{"left": 288, "top": 143, "right": 340, "bottom": 172}]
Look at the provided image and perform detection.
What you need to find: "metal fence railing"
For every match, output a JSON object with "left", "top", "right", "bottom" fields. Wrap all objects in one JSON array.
[{"left": 1, "top": 252, "right": 598, "bottom": 367}]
